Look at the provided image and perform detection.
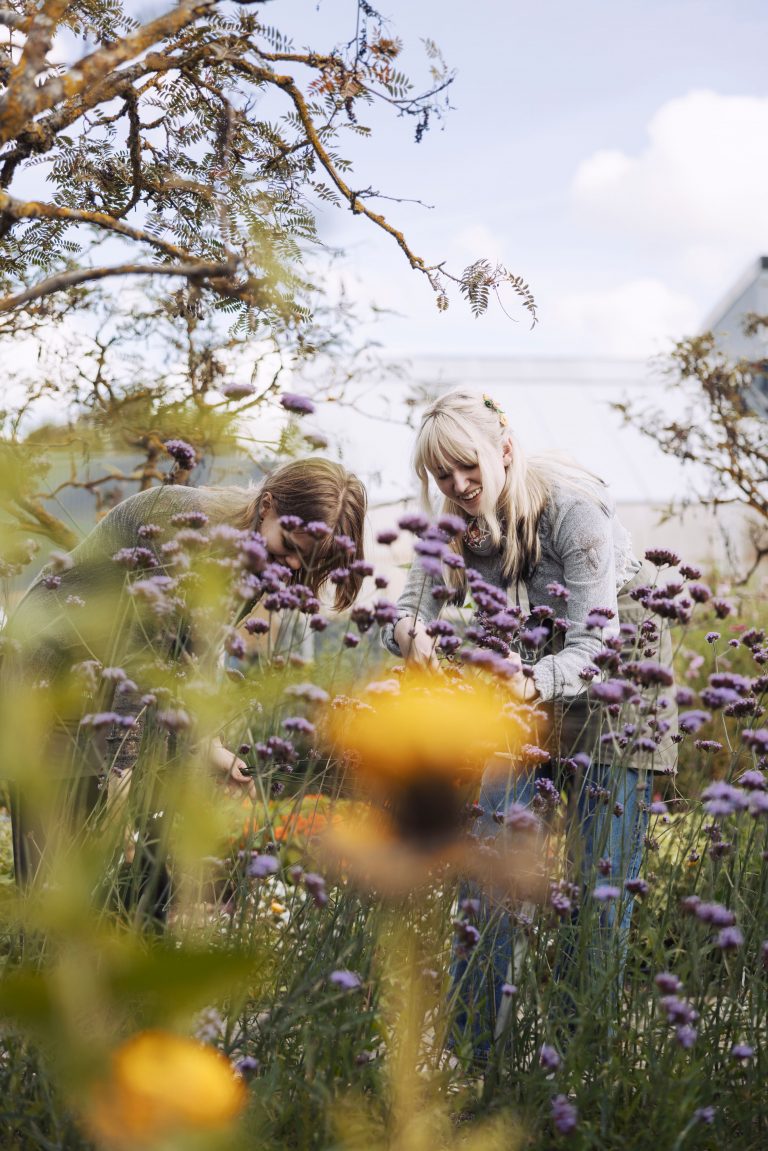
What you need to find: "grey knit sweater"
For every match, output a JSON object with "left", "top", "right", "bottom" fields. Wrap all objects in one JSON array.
[
  {"left": 7, "top": 486, "right": 208, "bottom": 684},
  {"left": 383, "top": 484, "right": 642, "bottom": 702}
]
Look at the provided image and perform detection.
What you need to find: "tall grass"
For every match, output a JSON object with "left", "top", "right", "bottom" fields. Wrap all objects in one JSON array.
[{"left": 0, "top": 501, "right": 766, "bottom": 1150}]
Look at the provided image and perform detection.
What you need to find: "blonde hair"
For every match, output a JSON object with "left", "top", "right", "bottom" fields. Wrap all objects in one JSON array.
[
  {"left": 413, "top": 389, "right": 608, "bottom": 596},
  {"left": 204, "top": 458, "right": 367, "bottom": 610}
]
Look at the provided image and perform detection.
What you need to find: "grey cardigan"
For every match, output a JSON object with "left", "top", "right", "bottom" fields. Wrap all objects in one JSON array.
[
  {"left": 7, "top": 485, "right": 207, "bottom": 685},
  {"left": 383, "top": 484, "right": 641, "bottom": 702}
]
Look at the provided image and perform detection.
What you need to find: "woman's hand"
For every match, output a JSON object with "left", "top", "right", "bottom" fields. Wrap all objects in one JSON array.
[
  {"left": 207, "top": 737, "right": 257, "bottom": 801},
  {"left": 394, "top": 617, "right": 438, "bottom": 669},
  {"left": 506, "top": 670, "right": 539, "bottom": 703}
]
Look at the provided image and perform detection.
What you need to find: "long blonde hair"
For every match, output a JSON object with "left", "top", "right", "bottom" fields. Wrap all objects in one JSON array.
[
  {"left": 413, "top": 389, "right": 608, "bottom": 595},
  {"left": 202, "top": 458, "right": 367, "bottom": 610}
]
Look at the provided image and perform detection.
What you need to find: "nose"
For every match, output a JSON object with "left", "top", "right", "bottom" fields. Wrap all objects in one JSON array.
[
  {"left": 284, "top": 553, "right": 302, "bottom": 572},
  {"left": 451, "top": 469, "right": 471, "bottom": 494}
]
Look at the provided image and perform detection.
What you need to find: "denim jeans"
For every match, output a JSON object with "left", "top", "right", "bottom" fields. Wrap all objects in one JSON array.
[{"left": 451, "top": 756, "right": 651, "bottom": 1057}]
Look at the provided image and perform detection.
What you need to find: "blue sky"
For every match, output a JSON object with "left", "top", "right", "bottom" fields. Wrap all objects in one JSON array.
[{"left": 273, "top": 1, "right": 768, "bottom": 357}]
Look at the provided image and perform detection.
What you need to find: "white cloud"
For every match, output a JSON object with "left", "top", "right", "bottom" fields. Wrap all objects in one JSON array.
[
  {"left": 572, "top": 90, "right": 768, "bottom": 283},
  {"left": 553, "top": 277, "right": 700, "bottom": 356}
]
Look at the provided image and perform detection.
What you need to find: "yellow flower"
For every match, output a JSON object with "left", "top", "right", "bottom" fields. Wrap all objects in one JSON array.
[
  {"left": 269, "top": 900, "right": 287, "bottom": 915},
  {"left": 328, "top": 675, "right": 515, "bottom": 783},
  {"left": 320, "top": 677, "right": 542, "bottom": 898},
  {"left": 81, "top": 1030, "right": 246, "bottom": 1149}
]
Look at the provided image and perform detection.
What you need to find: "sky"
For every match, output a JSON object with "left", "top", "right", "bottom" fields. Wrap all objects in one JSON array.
[
  {"left": 269, "top": 0, "right": 768, "bottom": 358},
  {"left": 8, "top": 1, "right": 768, "bottom": 527}
]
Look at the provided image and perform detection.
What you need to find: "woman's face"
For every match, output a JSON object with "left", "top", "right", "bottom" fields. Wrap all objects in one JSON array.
[
  {"left": 431, "top": 436, "right": 513, "bottom": 517},
  {"left": 258, "top": 498, "right": 313, "bottom": 572}
]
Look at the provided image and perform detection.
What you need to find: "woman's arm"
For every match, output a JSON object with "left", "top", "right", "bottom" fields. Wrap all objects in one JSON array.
[
  {"left": 531, "top": 494, "right": 620, "bottom": 702},
  {"left": 381, "top": 554, "right": 442, "bottom": 665}
]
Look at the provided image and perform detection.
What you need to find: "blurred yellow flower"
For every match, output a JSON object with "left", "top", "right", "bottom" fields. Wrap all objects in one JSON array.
[
  {"left": 269, "top": 900, "right": 287, "bottom": 915},
  {"left": 320, "top": 677, "right": 542, "bottom": 899},
  {"left": 328, "top": 676, "right": 515, "bottom": 782},
  {"left": 81, "top": 1029, "right": 246, "bottom": 1149}
]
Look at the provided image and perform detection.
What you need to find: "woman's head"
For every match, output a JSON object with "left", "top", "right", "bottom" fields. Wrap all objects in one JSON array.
[
  {"left": 413, "top": 389, "right": 553, "bottom": 587},
  {"left": 255, "top": 458, "right": 367, "bottom": 610},
  {"left": 414, "top": 390, "right": 514, "bottom": 527}
]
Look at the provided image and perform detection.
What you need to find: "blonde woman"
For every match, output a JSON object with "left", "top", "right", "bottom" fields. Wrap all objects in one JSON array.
[{"left": 383, "top": 389, "right": 676, "bottom": 1056}]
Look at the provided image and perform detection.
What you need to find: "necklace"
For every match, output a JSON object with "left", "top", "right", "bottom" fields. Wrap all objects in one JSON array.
[{"left": 463, "top": 517, "right": 492, "bottom": 554}]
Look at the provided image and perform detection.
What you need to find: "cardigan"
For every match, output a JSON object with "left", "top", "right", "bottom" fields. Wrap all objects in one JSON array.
[{"left": 382, "top": 483, "right": 677, "bottom": 773}]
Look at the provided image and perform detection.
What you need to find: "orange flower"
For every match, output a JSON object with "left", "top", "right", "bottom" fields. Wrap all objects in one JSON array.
[{"left": 81, "top": 1030, "right": 246, "bottom": 1149}]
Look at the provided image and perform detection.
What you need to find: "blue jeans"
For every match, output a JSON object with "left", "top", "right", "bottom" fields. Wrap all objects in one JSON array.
[{"left": 451, "top": 757, "right": 651, "bottom": 1057}]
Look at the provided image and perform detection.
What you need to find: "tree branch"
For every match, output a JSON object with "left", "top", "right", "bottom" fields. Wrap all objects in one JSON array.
[
  {"left": 0, "top": 0, "right": 215, "bottom": 145},
  {"left": 0, "top": 259, "right": 237, "bottom": 313},
  {"left": 236, "top": 61, "right": 430, "bottom": 276},
  {"left": 0, "top": 188, "right": 209, "bottom": 261}
]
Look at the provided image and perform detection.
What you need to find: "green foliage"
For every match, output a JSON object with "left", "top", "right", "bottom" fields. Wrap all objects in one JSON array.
[{"left": 1, "top": 487, "right": 767, "bottom": 1149}]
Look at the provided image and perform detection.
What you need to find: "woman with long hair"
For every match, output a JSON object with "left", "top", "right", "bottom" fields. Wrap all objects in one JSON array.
[
  {"left": 383, "top": 388, "right": 676, "bottom": 1058},
  {"left": 6, "top": 456, "right": 367, "bottom": 905}
]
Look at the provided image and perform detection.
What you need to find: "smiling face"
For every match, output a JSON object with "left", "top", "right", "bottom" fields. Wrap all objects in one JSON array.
[
  {"left": 430, "top": 438, "right": 513, "bottom": 518},
  {"left": 257, "top": 494, "right": 313, "bottom": 572}
]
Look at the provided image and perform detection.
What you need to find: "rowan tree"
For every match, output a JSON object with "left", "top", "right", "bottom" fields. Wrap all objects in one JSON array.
[{"left": 0, "top": 0, "right": 535, "bottom": 552}]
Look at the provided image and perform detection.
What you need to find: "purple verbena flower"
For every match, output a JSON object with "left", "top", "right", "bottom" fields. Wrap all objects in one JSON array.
[
  {"left": 678, "top": 709, "right": 712, "bottom": 734},
  {"left": 730, "top": 1043, "right": 754, "bottom": 1061},
  {"left": 329, "top": 969, "right": 362, "bottom": 990},
  {"left": 693, "top": 901, "right": 736, "bottom": 926},
  {"left": 397, "top": 513, "right": 429, "bottom": 535},
  {"left": 539, "top": 1043, "right": 561, "bottom": 1071},
  {"left": 688, "top": 582, "right": 712, "bottom": 603},
  {"left": 693, "top": 1106, "right": 716, "bottom": 1125},
  {"left": 701, "top": 781, "right": 748, "bottom": 817},
  {"left": 585, "top": 608, "right": 615, "bottom": 630},
  {"left": 245, "top": 617, "right": 270, "bottom": 635},
  {"left": 743, "top": 729, "right": 768, "bottom": 752},
  {"left": 645, "top": 548, "right": 680, "bottom": 567},
  {"left": 284, "top": 683, "right": 330, "bottom": 704},
  {"left": 303, "top": 871, "right": 328, "bottom": 907},
  {"left": 283, "top": 716, "right": 315, "bottom": 736},
  {"left": 593, "top": 884, "right": 621, "bottom": 901},
  {"left": 112, "top": 546, "right": 159, "bottom": 570},
  {"left": 659, "top": 995, "right": 699, "bottom": 1025},
  {"left": 654, "top": 971, "right": 682, "bottom": 994},
  {"left": 279, "top": 515, "right": 304, "bottom": 532},
  {"left": 164, "top": 439, "right": 197, "bottom": 470},
  {"left": 590, "top": 680, "right": 627, "bottom": 704},
  {"left": 551, "top": 1094, "right": 578, "bottom": 1135},
  {"left": 376, "top": 529, "right": 399, "bottom": 545},
  {"left": 280, "top": 392, "right": 315, "bottom": 415},
  {"left": 675, "top": 1024, "right": 698, "bottom": 1048},
  {"left": 81, "top": 712, "right": 136, "bottom": 729},
  {"left": 221, "top": 382, "right": 256, "bottom": 399},
  {"left": 503, "top": 802, "right": 540, "bottom": 832},
  {"left": 546, "top": 580, "right": 570, "bottom": 601},
  {"left": 235, "top": 1055, "right": 260, "bottom": 1077},
  {"left": 716, "top": 926, "right": 744, "bottom": 950},
  {"left": 156, "top": 708, "right": 192, "bottom": 731},
  {"left": 304, "top": 520, "right": 330, "bottom": 539},
  {"left": 248, "top": 854, "right": 279, "bottom": 879}
]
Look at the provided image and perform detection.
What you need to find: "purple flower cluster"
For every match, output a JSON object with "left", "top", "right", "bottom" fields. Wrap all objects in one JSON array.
[
  {"left": 164, "top": 439, "right": 197, "bottom": 470},
  {"left": 280, "top": 392, "right": 315, "bottom": 415},
  {"left": 551, "top": 1095, "right": 578, "bottom": 1135}
]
